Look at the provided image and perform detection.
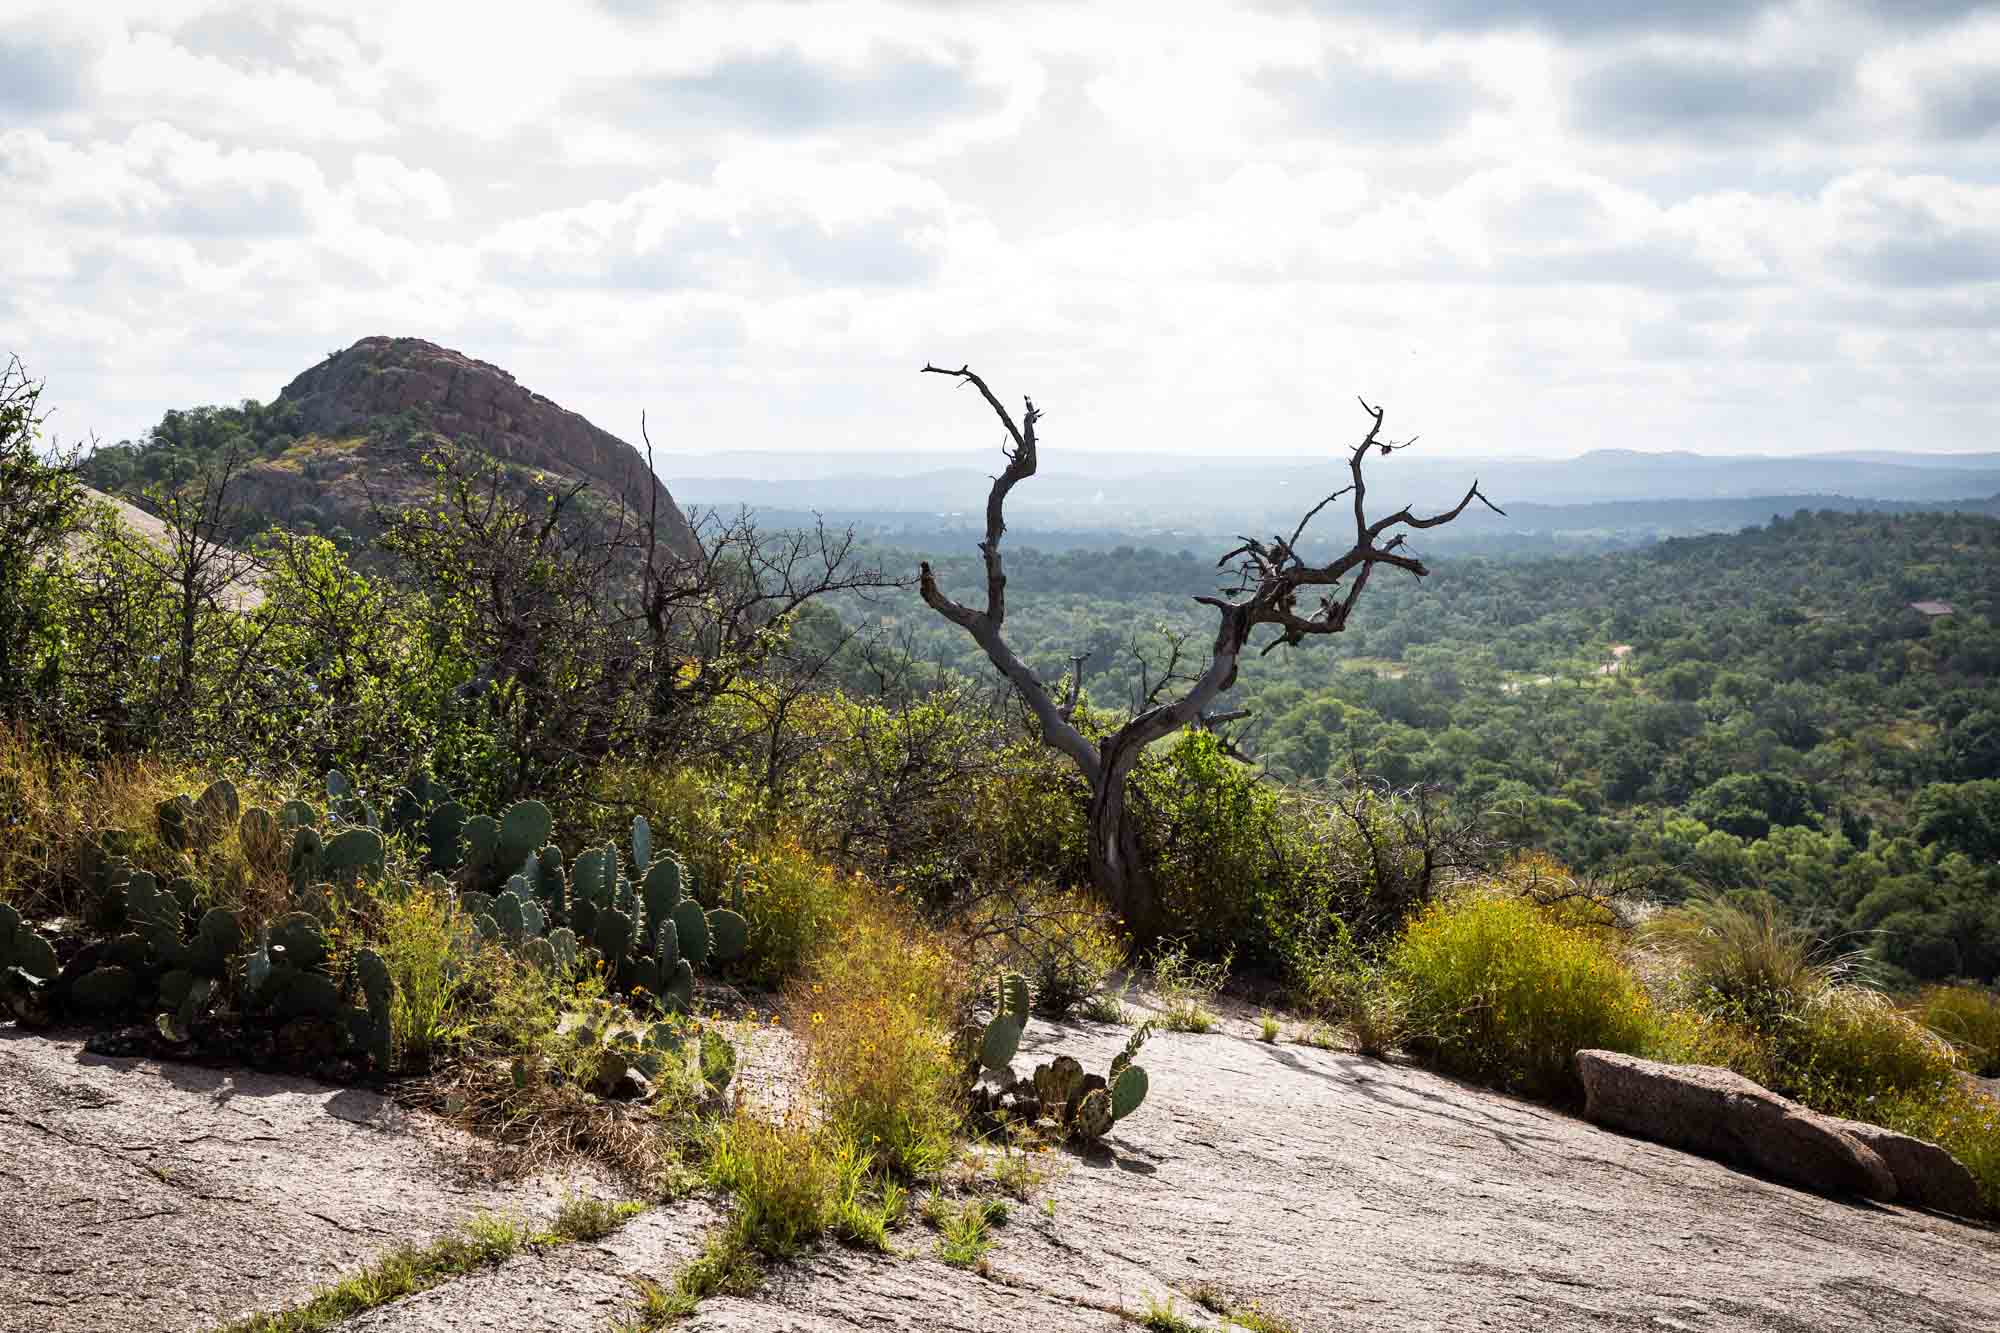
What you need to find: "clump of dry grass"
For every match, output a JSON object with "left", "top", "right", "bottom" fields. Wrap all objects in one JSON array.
[
  {"left": 428, "top": 950, "right": 676, "bottom": 1189},
  {"left": 1637, "top": 896, "right": 1858, "bottom": 1023}
]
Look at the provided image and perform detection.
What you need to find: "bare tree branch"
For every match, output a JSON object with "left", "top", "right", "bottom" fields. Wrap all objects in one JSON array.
[{"left": 920, "top": 362, "right": 1501, "bottom": 930}]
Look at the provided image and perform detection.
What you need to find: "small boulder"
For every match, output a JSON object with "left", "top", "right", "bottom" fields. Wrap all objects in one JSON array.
[
  {"left": 1575, "top": 1050, "right": 1897, "bottom": 1202},
  {"left": 1840, "top": 1120, "right": 1983, "bottom": 1218}
]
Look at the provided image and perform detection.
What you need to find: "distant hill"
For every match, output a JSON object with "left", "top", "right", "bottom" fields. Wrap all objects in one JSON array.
[
  {"left": 81, "top": 337, "right": 700, "bottom": 560},
  {"left": 667, "top": 448, "right": 2000, "bottom": 517}
]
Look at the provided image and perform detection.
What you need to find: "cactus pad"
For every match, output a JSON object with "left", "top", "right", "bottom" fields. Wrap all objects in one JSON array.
[
  {"left": 670, "top": 899, "right": 709, "bottom": 967},
  {"left": 1072, "top": 1087, "right": 1114, "bottom": 1140},
  {"left": 706, "top": 908, "right": 749, "bottom": 963},
  {"left": 630, "top": 815, "right": 652, "bottom": 874},
  {"left": 979, "top": 1015, "right": 1022, "bottom": 1072},
  {"left": 1110, "top": 1065, "right": 1148, "bottom": 1120}
]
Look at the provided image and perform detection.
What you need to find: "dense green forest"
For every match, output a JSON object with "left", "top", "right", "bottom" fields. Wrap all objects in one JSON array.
[{"left": 876, "top": 510, "right": 2000, "bottom": 983}]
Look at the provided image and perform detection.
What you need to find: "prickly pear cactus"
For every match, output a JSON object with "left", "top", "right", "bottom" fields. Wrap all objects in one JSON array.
[
  {"left": 706, "top": 907, "right": 749, "bottom": 964},
  {"left": 321, "top": 827, "right": 385, "bottom": 882},
  {"left": 0, "top": 903, "right": 59, "bottom": 984},
  {"left": 71, "top": 964, "right": 139, "bottom": 1013},
  {"left": 497, "top": 800, "right": 551, "bottom": 869},
  {"left": 348, "top": 948, "right": 393, "bottom": 1070},
  {"left": 641, "top": 857, "right": 682, "bottom": 932},
  {"left": 277, "top": 799, "right": 318, "bottom": 831},
  {"left": 980, "top": 1013, "right": 1022, "bottom": 1071},
  {"left": 1072, "top": 1086, "right": 1115, "bottom": 1140},
  {"left": 426, "top": 801, "right": 467, "bottom": 873},
  {"left": 462, "top": 813, "right": 500, "bottom": 875},
  {"left": 670, "top": 899, "right": 709, "bottom": 967},
  {"left": 521, "top": 936, "right": 557, "bottom": 971},
  {"left": 156, "top": 794, "right": 196, "bottom": 851},
  {"left": 630, "top": 815, "right": 652, "bottom": 875},
  {"left": 193, "top": 778, "right": 239, "bottom": 845},
  {"left": 238, "top": 807, "right": 285, "bottom": 871},
  {"left": 593, "top": 907, "right": 635, "bottom": 968},
  {"left": 663, "top": 958, "right": 694, "bottom": 1012},
  {"left": 996, "top": 970, "right": 1032, "bottom": 1026},
  {"left": 1032, "top": 1055, "right": 1083, "bottom": 1111},
  {"left": 288, "top": 825, "right": 325, "bottom": 894},
  {"left": 0, "top": 903, "right": 60, "bottom": 1020},
  {"left": 1110, "top": 1065, "right": 1148, "bottom": 1121}
]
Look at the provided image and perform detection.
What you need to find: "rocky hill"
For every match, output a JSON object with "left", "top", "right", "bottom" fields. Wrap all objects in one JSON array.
[{"left": 90, "top": 337, "right": 700, "bottom": 561}]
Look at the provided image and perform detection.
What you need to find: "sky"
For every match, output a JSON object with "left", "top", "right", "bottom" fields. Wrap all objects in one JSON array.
[{"left": 3, "top": 0, "right": 1997, "bottom": 462}]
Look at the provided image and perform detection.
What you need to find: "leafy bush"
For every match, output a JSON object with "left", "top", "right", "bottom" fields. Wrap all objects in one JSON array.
[
  {"left": 1151, "top": 937, "right": 1231, "bottom": 1034},
  {"left": 735, "top": 838, "right": 863, "bottom": 988},
  {"left": 1134, "top": 732, "right": 1279, "bottom": 959},
  {"left": 1388, "top": 891, "right": 1656, "bottom": 1099},
  {"left": 1913, "top": 983, "right": 2000, "bottom": 1077},
  {"left": 1869, "top": 1084, "right": 2000, "bottom": 1217},
  {"left": 1773, "top": 985, "right": 1961, "bottom": 1116}
]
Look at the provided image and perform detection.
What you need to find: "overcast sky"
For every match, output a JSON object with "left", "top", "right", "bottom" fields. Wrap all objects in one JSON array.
[{"left": 4, "top": 0, "right": 1997, "bottom": 461}]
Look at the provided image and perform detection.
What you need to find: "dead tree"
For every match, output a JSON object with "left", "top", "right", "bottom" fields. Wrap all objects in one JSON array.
[{"left": 917, "top": 363, "right": 1502, "bottom": 936}]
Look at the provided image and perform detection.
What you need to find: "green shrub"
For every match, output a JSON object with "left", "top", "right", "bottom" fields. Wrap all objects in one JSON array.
[
  {"left": 705, "top": 1111, "right": 867, "bottom": 1257},
  {"left": 789, "top": 895, "right": 967, "bottom": 1176},
  {"left": 1388, "top": 891, "right": 1656, "bottom": 1099},
  {"left": 1870, "top": 1084, "right": 2000, "bottom": 1217},
  {"left": 1914, "top": 984, "right": 2000, "bottom": 1077},
  {"left": 1135, "top": 732, "right": 1279, "bottom": 959},
  {"left": 970, "top": 882, "right": 1127, "bottom": 1019},
  {"left": 735, "top": 837, "right": 861, "bottom": 988},
  {"left": 1151, "top": 937, "right": 1231, "bottom": 1034}
]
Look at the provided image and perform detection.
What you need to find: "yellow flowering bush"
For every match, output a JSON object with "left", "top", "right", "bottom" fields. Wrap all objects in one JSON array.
[
  {"left": 788, "top": 893, "right": 968, "bottom": 1175},
  {"left": 1388, "top": 889, "right": 1657, "bottom": 1100}
]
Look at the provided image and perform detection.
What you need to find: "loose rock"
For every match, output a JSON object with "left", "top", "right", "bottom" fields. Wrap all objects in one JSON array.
[{"left": 1575, "top": 1048, "right": 1897, "bottom": 1200}]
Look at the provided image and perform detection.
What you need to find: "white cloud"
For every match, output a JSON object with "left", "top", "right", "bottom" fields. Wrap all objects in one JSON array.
[
  {"left": 1, "top": 0, "right": 1995, "bottom": 457},
  {"left": 346, "top": 152, "right": 454, "bottom": 223}
]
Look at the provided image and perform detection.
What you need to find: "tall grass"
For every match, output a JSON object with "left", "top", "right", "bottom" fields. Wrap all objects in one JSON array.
[
  {"left": 1638, "top": 896, "right": 1855, "bottom": 1025},
  {"left": 373, "top": 881, "right": 472, "bottom": 1069},
  {"left": 1914, "top": 984, "right": 2000, "bottom": 1077}
]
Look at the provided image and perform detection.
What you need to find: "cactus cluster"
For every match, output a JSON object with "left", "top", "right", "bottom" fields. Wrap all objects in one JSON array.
[
  {"left": 563, "top": 819, "right": 748, "bottom": 1014},
  {"left": 127, "top": 869, "right": 243, "bottom": 1039},
  {"left": 17, "top": 771, "right": 750, "bottom": 1092},
  {"left": 241, "top": 910, "right": 395, "bottom": 1069},
  {"left": 566, "top": 997, "right": 735, "bottom": 1100},
  {"left": 972, "top": 970, "right": 1152, "bottom": 1143},
  {"left": 0, "top": 902, "right": 61, "bottom": 1020}
]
